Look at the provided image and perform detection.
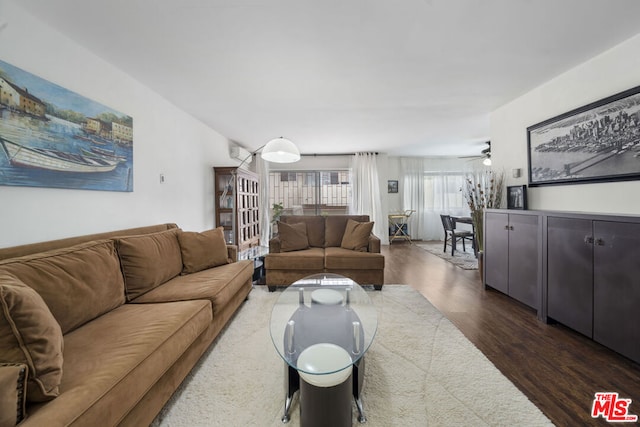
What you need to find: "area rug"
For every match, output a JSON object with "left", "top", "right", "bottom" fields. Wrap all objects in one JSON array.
[
  {"left": 417, "top": 240, "right": 478, "bottom": 270},
  {"left": 151, "top": 286, "right": 551, "bottom": 426}
]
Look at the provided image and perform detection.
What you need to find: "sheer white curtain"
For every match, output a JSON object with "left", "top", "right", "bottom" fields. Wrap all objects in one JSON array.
[
  {"left": 350, "top": 153, "right": 388, "bottom": 244},
  {"left": 256, "top": 155, "right": 271, "bottom": 246},
  {"left": 399, "top": 157, "right": 426, "bottom": 240},
  {"left": 400, "top": 157, "right": 471, "bottom": 241}
]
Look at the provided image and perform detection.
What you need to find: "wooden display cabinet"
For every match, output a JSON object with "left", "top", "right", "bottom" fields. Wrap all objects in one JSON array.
[{"left": 214, "top": 167, "right": 260, "bottom": 251}]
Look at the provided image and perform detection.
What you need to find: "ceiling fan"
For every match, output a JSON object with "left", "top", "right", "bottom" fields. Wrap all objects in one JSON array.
[{"left": 459, "top": 141, "right": 491, "bottom": 165}]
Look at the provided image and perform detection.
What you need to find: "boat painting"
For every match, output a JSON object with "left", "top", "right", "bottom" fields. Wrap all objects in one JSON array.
[
  {"left": 80, "top": 147, "right": 127, "bottom": 164},
  {"left": 1, "top": 137, "right": 118, "bottom": 173},
  {"left": 0, "top": 58, "right": 133, "bottom": 192}
]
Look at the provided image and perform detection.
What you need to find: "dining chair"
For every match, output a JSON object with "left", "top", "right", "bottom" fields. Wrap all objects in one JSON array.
[{"left": 439, "top": 214, "right": 476, "bottom": 257}]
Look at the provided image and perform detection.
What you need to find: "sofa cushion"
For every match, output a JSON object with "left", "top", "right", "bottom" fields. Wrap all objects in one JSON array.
[
  {"left": 21, "top": 301, "right": 212, "bottom": 427},
  {"left": 0, "top": 363, "right": 28, "bottom": 427},
  {"left": 265, "top": 248, "right": 325, "bottom": 270},
  {"left": 0, "top": 274, "right": 63, "bottom": 402},
  {"left": 341, "top": 219, "right": 374, "bottom": 252},
  {"left": 325, "top": 215, "right": 370, "bottom": 247},
  {"left": 0, "top": 240, "right": 125, "bottom": 334},
  {"left": 177, "top": 228, "right": 229, "bottom": 274},
  {"left": 324, "top": 247, "right": 385, "bottom": 270},
  {"left": 116, "top": 229, "right": 183, "bottom": 301},
  {"left": 282, "top": 216, "right": 325, "bottom": 247},
  {"left": 278, "top": 221, "right": 310, "bottom": 252},
  {"left": 131, "top": 261, "right": 253, "bottom": 316}
]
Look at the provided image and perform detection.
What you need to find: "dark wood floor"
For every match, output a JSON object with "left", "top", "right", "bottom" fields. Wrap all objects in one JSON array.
[{"left": 381, "top": 242, "right": 640, "bottom": 427}]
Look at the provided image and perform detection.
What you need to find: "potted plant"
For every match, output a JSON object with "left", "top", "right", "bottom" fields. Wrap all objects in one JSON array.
[
  {"left": 463, "top": 170, "right": 505, "bottom": 278},
  {"left": 272, "top": 202, "right": 284, "bottom": 223},
  {"left": 271, "top": 202, "right": 284, "bottom": 237}
]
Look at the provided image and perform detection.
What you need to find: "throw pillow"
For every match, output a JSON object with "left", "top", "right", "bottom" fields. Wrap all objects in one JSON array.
[
  {"left": 340, "top": 219, "right": 374, "bottom": 252},
  {"left": 0, "top": 363, "right": 28, "bottom": 426},
  {"left": 278, "top": 221, "right": 310, "bottom": 252},
  {"left": 116, "top": 229, "right": 183, "bottom": 300},
  {"left": 0, "top": 274, "right": 64, "bottom": 403},
  {"left": 177, "top": 227, "right": 230, "bottom": 274}
]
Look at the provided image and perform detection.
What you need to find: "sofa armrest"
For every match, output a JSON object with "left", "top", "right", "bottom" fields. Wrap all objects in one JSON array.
[
  {"left": 368, "top": 234, "right": 381, "bottom": 253},
  {"left": 226, "top": 245, "right": 238, "bottom": 262},
  {"left": 0, "top": 363, "right": 28, "bottom": 427},
  {"left": 268, "top": 236, "right": 282, "bottom": 253}
]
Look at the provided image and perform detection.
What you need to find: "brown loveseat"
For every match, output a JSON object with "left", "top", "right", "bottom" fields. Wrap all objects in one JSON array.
[
  {"left": 0, "top": 224, "right": 253, "bottom": 427},
  {"left": 265, "top": 215, "right": 384, "bottom": 291}
]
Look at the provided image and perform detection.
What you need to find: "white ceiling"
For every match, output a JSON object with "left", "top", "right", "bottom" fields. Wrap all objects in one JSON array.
[{"left": 15, "top": 0, "right": 640, "bottom": 157}]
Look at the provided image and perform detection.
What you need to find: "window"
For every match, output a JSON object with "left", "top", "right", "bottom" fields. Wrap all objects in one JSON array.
[
  {"left": 280, "top": 172, "right": 297, "bottom": 182},
  {"left": 269, "top": 170, "right": 351, "bottom": 216},
  {"left": 321, "top": 172, "right": 340, "bottom": 185},
  {"left": 424, "top": 171, "right": 467, "bottom": 212}
]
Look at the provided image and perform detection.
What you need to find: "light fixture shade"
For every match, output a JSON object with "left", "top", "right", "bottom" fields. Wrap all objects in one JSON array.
[
  {"left": 260, "top": 137, "right": 300, "bottom": 163},
  {"left": 483, "top": 157, "right": 492, "bottom": 166}
]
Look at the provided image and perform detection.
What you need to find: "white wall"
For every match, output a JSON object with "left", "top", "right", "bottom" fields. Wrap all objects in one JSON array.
[
  {"left": 491, "top": 33, "right": 640, "bottom": 214},
  {"left": 0, "top": 1, "right": 237, "bottom": 247}
]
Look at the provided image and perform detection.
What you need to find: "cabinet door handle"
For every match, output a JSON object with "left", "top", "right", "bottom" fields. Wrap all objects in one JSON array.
[
  {"left": 509, "top": 225, "right": 514, "bottom": 231},
  {"left": 595, "top": 238, "right": 605, "bottom": 246},
  {"left": 584, "top": 236, "right": 594, "bottom": 244},
  {"left": 504, "top": 225, "right": 509, "bottom": 230}
]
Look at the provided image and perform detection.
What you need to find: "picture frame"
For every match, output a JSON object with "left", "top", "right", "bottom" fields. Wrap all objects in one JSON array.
[
  {"left": 527, "top": 84, "right": 640, "bottom": 187},
  {"left": 507, "top": 185, "right": 527, "bottom": 210},
  {"left": 0, "top": 58, "right": 133, "bottom": 192},
  {"left": 387, "top": 180, "right": 398, "bottom": 193}
]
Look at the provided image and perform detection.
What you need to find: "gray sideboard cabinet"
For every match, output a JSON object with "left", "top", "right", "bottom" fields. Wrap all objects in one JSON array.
[
  {"left": 484, "top": 210, "right": 542, "bottom": 312},
  {"left": 546, "top": 213, "right": 640, "bottom": 364},
  {"left": 486, "top": 209, "right": 640, "bottom": 364}
]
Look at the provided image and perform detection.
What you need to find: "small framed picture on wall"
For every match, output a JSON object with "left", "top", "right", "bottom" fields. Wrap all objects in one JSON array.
[
  {"left": 387, "top": 180, "right": 398, "bottom": 193},
  {"left": 507, "top": 185, "right": 527, "bottom": 210}
]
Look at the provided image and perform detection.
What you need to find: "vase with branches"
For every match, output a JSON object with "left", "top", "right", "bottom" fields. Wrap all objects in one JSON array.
[{"left": 463, "top": 170, "right": 505, "bottom": 252}]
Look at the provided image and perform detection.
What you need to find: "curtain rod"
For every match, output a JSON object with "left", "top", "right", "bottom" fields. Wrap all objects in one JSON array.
[{"left": 300, "top": 152, "right": 379, "bottom": 157}]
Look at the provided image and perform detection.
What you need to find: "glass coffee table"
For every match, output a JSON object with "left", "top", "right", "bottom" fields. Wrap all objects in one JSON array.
[{"left": 269, "top": 274, "right": 378, "bottom": 424}]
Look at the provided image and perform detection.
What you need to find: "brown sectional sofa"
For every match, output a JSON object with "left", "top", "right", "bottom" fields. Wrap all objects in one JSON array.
[
  {"left": 0, "top": 224, "right": 254, "bottom": 427},
  {"left": 265, "top": 215, "right": 384, "bottom": 290}
]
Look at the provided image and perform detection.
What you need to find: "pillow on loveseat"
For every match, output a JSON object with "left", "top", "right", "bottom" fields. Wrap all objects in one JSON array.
[
  {"left": 0, "top": 274, "right": 63, "bottom": 403},
  {"left": 278, "top": 221, "right": 310, "bottom": 252},
  {"left": 116, "top": 229, "right": 183, "bottom": 300},
  {"left": 341, "top": 219, "right": 374, "bottom": 252},
  {"left": 177, "top": 227, "right": 229, "bottom": 274}
]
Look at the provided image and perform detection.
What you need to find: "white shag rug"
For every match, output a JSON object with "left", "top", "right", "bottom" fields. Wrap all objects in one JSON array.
[
  {"left": 417, "top": 241, "right": 478, "bottom": 270},
  {"left": 151, "top": 285, "right": 552, "bottom": 426}
]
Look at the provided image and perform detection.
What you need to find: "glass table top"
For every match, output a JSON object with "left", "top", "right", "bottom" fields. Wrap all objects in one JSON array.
[
  {"left": 238, "top": 245, "right": 269, "bottom": 261},
  {"left": 269, "top": 274, "right": 378, "bottom": 376}
]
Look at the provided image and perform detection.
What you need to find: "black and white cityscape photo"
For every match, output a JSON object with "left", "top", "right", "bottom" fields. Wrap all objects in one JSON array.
[{"left": 527, "top": 85, "right": 640, "bottom": 186}]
